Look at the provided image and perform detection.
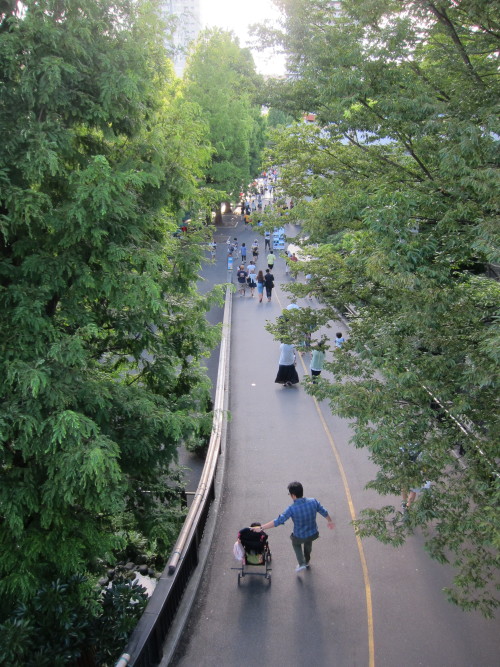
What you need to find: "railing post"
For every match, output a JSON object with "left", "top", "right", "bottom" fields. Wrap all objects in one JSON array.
[{"left": 115, "top": 655, "right": 130, "bottom": 667}]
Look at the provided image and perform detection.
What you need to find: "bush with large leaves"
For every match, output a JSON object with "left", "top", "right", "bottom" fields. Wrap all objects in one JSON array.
[{"left": 0, "top": 575, "right": 149, "bottom": 666}]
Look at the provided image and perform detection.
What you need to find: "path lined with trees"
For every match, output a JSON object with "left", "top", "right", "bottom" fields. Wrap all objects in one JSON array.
[
  {"left": 171, "top": 215, "right": 499, "bottom": 667},
  {"left": 0, "top": 0, "right": 498, "bottom": 663},
  {"left": 258, "top": 0, "right": 499, "bottom": 616}
]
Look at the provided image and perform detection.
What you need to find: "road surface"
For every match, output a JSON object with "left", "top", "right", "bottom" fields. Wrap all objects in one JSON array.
[{"left": 168, "top": 214, "right": 499, "bottom": 667}]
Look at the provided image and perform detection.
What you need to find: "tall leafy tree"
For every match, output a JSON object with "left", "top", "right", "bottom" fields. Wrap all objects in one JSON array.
[
  {"left": 266, "top": 107, "right": 296, "bottom": 129},
  {"left": 183, "top": 28, "right": 267, "bottom": 220},
  {"left": 262, "top": 0, "right": 499, "bottom": 615},
  {"left": 0, "top": 0, "right": 220, "bottom": 612}
]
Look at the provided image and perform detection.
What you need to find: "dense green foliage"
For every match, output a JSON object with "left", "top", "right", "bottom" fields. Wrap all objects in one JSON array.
[
  {"left": 266, "top": 107, "right": 296, "bottom": 129},
  {"left": 262, "top": 0, "right": 499, "bottom": 614},
  {"left": 0, "top": 0, "right": 221, "bottom": 633},
  {"left": 184, "top": 28, "right": 267, "bottom": 213},
  {"left": 0, "top": 574, "right": 148, "bottom": 666}
]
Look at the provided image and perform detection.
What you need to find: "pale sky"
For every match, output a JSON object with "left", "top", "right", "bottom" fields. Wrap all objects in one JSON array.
[{"left": 199, "top": 0, "right": 286, "bottom": 76}]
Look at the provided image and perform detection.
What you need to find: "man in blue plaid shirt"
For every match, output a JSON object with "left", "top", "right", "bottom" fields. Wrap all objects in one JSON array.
[{"left": 252, "top": 481, "right": 334, "bottom": 572}]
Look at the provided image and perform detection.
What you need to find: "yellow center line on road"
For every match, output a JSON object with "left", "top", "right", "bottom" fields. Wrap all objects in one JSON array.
[
  {"left": 275, "top": 289, "right": 375, "bottom": 667},
  {"left": 311, "top": 394, "right": 375, "bottom": 667}
]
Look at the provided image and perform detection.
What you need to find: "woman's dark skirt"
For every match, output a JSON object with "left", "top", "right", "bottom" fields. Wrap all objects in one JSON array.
[{"left": 275, "top": 364, "right": 299, "bottom": 385}]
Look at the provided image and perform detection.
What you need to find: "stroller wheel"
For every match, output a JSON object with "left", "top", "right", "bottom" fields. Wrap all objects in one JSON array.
[
  {"left": 238, "top": 573, "right": 242, "bottom": 585},
  {"left": 266, "top": 573, "right": 271, "bottom": 584},
  {"left": 266, "top": 552, "right": 272, "bottom": 563}
]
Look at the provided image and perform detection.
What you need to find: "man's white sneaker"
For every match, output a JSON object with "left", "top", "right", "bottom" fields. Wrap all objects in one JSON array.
[{"left": 295, "top": 565, "right": 307, "bottom": 572}]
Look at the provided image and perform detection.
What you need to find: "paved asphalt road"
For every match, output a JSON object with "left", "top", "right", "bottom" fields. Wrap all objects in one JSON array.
[{"left": 170, "top": 214, "right": 499, "bottom": 667}]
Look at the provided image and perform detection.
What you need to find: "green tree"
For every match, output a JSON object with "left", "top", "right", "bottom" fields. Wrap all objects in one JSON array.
[
  {"left": 266, "top": 107, "right": 296, "bottom": 129},
  {"left": 184, "top": 28, "right": 267, "bottom": 221},
  {"left": 0, "top": 574, "right": 149, "bottom": 666},
  {"left": 0, "top": 0, "right": 220, "bottom": 613},
  {"left": 262, "top": 0, "right": 500, "bottom": 615}
]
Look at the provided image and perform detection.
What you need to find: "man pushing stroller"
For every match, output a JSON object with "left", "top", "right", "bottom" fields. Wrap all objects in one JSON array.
[{"left": 251, "top": 481, "right": 334, "bottom": 572}]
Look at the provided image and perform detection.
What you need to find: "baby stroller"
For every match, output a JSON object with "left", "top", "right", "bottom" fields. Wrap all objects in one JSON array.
[{"left": 232, "top": 525, "right": 272, "bottom": 584}]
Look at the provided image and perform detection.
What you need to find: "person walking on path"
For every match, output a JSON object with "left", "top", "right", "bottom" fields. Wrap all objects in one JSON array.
[
  {"left": 335, "top": 332, "right": 345, "bottom": 348},
  {"left": 264, "top": 230, "right": 271, "bottom": 250},
  {"left": 236, "top": 264, "right": 248, "bottom": 297},
  {"left": 305, "top": 273, "right": 313, "bottom": 300},
  {"left": 267, "top": 249, "right": 275, "bottom": 270},
  {"left": 310, "top": 340, "right": 326, "bottom": 382},
  {"left": 264, "top": 268, "right": 274, "bottom": 302},
  {"left": 284, "top": 250, "right": 291, "bottom": 276},
  {"left": 287, "top": 251, "right": 298, "bottom": 279},
  {"left": 402, "top": 480, "right": 431, "bottom": 513},
  {"left": 241, "top": 242, "right": 247, "bottom": 263},
  {"left": 274, "top": 341, "right": 299, "bottom": 387},
  {"left": 399, "top": 443, "right": 430, "bottom": 514},
  {"left": 247, "top": 261, "right": 257, "bottom": 297},
  {"left": 252, "top": 239, "right": 259, "bottom": 263},
  {"left": 256, "top": 270, "right": 265, "bottom": 303},
  {"left": 251, "top": 481, "right": 334, "bottom": 572}
]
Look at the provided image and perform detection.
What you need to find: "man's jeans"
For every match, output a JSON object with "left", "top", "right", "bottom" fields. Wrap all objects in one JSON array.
[{"left": 290, "top": 531, "right": 319, "bottom": 566}]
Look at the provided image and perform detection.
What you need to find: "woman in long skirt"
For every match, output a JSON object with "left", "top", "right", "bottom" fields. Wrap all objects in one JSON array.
[{"left": 275, "top": 343, "right": 299, "bottom": 387}]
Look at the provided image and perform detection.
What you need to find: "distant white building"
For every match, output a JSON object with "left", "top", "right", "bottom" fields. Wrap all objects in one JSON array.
[{"left": 163, "top": 0, "right": 201, "bottom": 76}]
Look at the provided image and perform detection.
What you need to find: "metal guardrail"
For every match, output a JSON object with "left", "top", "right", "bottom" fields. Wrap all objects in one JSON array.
[{"left": 115, "top": 285, "right": 232, "bottom": 667}]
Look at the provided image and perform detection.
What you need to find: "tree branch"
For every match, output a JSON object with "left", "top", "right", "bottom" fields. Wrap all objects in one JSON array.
[
  {"left": 344, "top": 133, "right": 426, "bottom": 182},
  {"left": 423, "top": 1, "right": 485, "bottom": 86},
  {"left": 409, "top": 63, "right": 451, "bottom": 102},
  {"left": 357, "top": 99, "right": 435, "bottom": 181}
]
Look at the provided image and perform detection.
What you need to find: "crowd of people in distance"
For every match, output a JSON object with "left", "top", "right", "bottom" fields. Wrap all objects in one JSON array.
[{"left": 209, "top": 176, "right": 349, "bottom": 391}]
